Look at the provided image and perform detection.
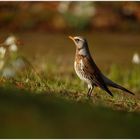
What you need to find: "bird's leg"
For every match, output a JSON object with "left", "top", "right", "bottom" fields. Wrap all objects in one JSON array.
[
  {"left": 87, "top": 88, "right": 91, "bottom": 98},
  {"left": 87, "top": 86, "right": 94, "bottom": 99}
]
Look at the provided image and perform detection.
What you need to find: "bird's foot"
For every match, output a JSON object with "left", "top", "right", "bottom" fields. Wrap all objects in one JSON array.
[{"left": 87, "top": 93, "right": 93, "bottom": 99}]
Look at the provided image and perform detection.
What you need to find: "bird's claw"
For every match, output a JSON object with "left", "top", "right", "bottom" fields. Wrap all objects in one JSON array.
[{"left": 87, "top": 93, "right": 93, "bottom": 99}]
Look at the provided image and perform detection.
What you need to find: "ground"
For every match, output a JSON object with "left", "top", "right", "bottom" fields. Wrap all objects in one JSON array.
[{"left": 0, "top": 31, "right": 140, "bottom": 138}]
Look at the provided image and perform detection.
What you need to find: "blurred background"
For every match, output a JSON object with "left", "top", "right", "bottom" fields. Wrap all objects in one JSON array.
[
  {"left": 0, "top": 1, "right": 140, "bottom": 32},
  {"left": 0, "top": 1, "right": 140, "bottom": 73},
  {"left": 0, "top": 1, "right": 140, "bottom": 138}
]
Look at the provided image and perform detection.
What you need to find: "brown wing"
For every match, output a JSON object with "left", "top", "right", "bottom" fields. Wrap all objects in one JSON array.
[{"left": 82, "top": 56, "right": 113, "bottom": 96}]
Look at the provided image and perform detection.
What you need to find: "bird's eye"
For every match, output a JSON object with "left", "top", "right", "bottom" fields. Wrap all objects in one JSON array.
[{"left": 75, "top": 39, "right": 80, "bottom": 42}]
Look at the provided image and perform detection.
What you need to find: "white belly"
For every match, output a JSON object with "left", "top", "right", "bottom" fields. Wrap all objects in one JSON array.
[{"left": 74, "top": 60, "right": 91, "bottom": 85}]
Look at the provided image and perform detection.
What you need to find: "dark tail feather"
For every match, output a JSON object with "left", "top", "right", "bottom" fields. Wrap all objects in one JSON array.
[
  {"left": 99, "top": 82, "right": 113, "bottom": 97},
  {"left": 104, "top": 88, "right": 113, "bottom": 97},
  {"left": 96, "top": 78, "right": 114, "bottom": 97},
  {"left": 102, "top": 74, "right": 135, "bottom": 95},
  {"left": 110, "top": 83, "right": 135, "bottom": 95}
]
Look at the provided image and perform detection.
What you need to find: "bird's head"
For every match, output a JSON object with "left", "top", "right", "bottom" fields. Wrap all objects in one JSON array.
[
  {"left": 69, "top": 36, "right": 86, "bottom": 49},
  {"left": 69, "top": 36, "right": 89, "bottom": 56}
]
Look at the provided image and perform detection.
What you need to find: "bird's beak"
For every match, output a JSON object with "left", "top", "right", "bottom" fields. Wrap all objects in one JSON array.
[{"left": 68, "top": 36, "right": 74, "bottom": 41}]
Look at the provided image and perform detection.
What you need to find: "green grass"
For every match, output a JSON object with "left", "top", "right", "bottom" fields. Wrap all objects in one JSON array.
[
  {"left": 0, "top": 87, "right": 140, "bottom": 138},
  {"left": 1, "top": 62, "right": 140, "bottom": 113}
]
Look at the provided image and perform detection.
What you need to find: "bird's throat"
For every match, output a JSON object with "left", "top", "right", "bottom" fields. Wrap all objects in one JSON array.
[{"left": 76, "top": 47, "right": 89, "bottom": 56}]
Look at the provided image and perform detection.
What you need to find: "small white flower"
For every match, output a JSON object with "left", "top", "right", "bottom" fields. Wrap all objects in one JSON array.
[
  {"left": 132, "top": 53, "right": 140, "bottom": 64},
  {"left": 73, "top": 2, "right": 95, "bottom": 17},
  {"left": 2, "top": 67, "right": 15, "bottom": 78},
  {"left": 0, "top": 47, "right": 6, "bottom": 59},
  {"left": 5, "top": 36, "right": 16, "bottom": 46},
  {"left": 9, "top": 44, "right": 18, "bottom": 52},
  {"left": 58, "top": 2, "right": 71, "bottom": 13}
]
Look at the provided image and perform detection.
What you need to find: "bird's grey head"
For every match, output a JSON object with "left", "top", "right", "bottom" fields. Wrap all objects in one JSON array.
[{"left": 69, "top": 36, "right": 89, "bottom": 56}]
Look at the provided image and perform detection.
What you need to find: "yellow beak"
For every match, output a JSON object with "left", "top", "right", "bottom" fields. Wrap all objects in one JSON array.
[{"left": 68, "top": 36, "right": 74, "bottom": 41}]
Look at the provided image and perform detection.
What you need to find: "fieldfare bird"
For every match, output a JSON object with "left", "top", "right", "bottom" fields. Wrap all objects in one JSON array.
[{"left": 69, "top": 36, "right": 134, "bottom": 98}]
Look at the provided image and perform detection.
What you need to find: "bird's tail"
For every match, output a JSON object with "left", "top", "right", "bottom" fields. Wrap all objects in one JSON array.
[
  {"left": 104, "top": 86, "right": 114, "bottom": 97},
  {"left": 102, "top": 74, "right": 135, "bottom": 95}
]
